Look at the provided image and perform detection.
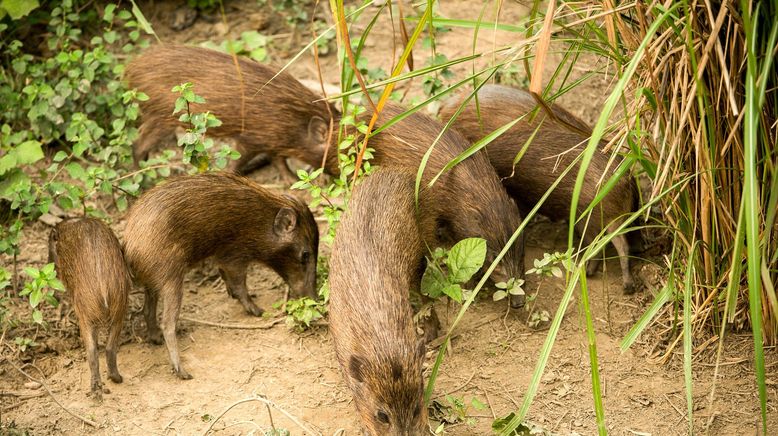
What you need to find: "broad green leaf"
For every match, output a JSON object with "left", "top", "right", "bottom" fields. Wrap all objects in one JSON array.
[
  {"left": 15, "top": 140, "right": 44, "bottom": 165},
  {"left": 442, "top": 284, "right": 462, "bottom": 303},
  {"left": 53, "top": 151, "right": 68, "bottom": 162},
  {"left": 421, "top": 265, "right": 446, "bottom": 298},
  {"left": 447, "top": 237, "right": 487, "bottom": 283},
  {"left": 41, "top": 263, "right": 55, "bottom": 275},
  {"left": 129, "top": 0, "right": 158, "bottom": 40},
  {"left": 29, "top": 289, "right": 42, "bottom": 308},
  {"left": 0, "top": 0, "right": 39, "bottom": 20},
  {"left": 65, "top": 162, "right": 88, "bottom": 180},
  {"left": 241, "top": 30, "right": 267, "bottom": 50},
  {"left": 0, "top": 153, "right": 17, "bottom": 176},
  {"left": 103, "top": 3, "right": 115, "bottom": 21},
  {"left": 0, "top": 169, "right": 31, "bottom": 198}
]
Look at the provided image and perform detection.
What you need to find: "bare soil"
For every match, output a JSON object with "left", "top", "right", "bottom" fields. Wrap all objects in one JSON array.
[{"left": 2, "top": 1, "right": 777, "bottom": 435}]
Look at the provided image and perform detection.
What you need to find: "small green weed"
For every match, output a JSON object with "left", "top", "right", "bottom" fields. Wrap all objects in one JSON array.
[{"left": 171, "top": 82, "right": 239, "bottom": 172}]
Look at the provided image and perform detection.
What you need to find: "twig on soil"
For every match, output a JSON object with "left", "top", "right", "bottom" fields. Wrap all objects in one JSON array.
[
  {"left": 202, "top": 394, "right": 320, "bottom": 436},
  {"left": 433, "top": 370, "right": 477, "bottom": 400},
  {"left": 179, "top": 316, "right": 284, "bottom": 330},
  {"left": 429, "top": 313, "right": 503, "bottom": 349},
  {"left": 220, "top": 420, "right": 263, "bottom": 432},
  {"left": 4, "top": 357, "right": 97, "bottom": 427},
  {"left": 477, "top": 385, "right": 497, "bottom": 420},
  {"left": 265, "top": 402, "right": 276, "bottom": 431},
  {"left": 663, "top": 392, "right": 685, "bottom": 419}
]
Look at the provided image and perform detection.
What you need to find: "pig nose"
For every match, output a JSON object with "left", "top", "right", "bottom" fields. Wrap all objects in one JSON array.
[{"left": 510, "top": 293, "right": 526, "bottom": 309}]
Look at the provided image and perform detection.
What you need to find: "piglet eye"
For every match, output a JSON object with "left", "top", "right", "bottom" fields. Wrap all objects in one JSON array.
[
  {"left": 300, "top": 251, "right": 310, "bottom": 264},
  {"left": 376, "top": 410, "right": 390, "bottom": 424}
]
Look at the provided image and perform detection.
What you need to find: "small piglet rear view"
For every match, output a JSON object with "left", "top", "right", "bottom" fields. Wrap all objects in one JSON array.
[
  {"left": 441, "top": 84, "right": 639, "bottom": 293},
  {"left": 48, "top": 217, "right": 130, "bottom": 400},
  {"left": 123, "top": 172, "right": 319, "bottom": 380}
]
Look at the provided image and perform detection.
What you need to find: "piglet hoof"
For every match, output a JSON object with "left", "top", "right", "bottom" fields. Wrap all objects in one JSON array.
[
  {"left": 623, "top": 281, "right": 639, "bottom": 295},
  {"left": 421, "top": 313, "right": 440, "bottom": 344},
  {"left": 146, "top": 330, "right": 165, "bottom": 345},
  {"left": 175, "top": 367, "right": 193, "bottom": 380},
  {"left": 90, "top": 383, "right": 104, "bottom": 402},
  {"left": 422, "top": 325, "right": 438, "bottom": 344},
  {"left": 108, "top": 372, "right": 123, "bottom": 384},
  {"left": 585, "top": 262, "right": 600, "bottom": 277},
  {"left": 244, "top": 302, "right": 265, "bottom": 317},
  {"left": 509, "top": 293, "right": 526, "bottom": 309}
]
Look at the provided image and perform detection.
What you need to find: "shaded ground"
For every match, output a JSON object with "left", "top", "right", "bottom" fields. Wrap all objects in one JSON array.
[{"left": 2, "top": 1, "right": 776, "bottom": 435}]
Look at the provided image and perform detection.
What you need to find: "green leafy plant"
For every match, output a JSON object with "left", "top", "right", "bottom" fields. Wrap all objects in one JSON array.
[
  {"left": 18, "top": 263, "right": 63, "bottom": 324},
  {"left": 421, "top": 238, "right": 487, "bottom": 304},
  {"left": 0, "top": 0, "right": 165, "bottom": 340},
  {"left": 14, "top": 336, "right": 37, "bottom": 353},
  {"left": 430, "top": 395, "right": 486, "bottom": 431},
  {"left": 291, "top": 101, "right": 375, "bottom": 243},
  {"left": 420, "top": 54, "right": 455, "bottom": 100},
  {"left": 262, "top": 0, "right": 312, "bottom": 27},
  {"left": 171, "top": 82, "right": 239, "bottom": 172},
  {"left": 277, "top": 255, "right": 330, "bottom": 330},
  {"left": 491, "top": 412, "right": 537, "bottom": 435},
  {"left": 202, "top": 30, "right": 269, "bottom": 63},
  {"left": 493, "top": 277, "right": 525, "bottom": 303},
  {"left": 0, "top": 0, "right": 39, "bottom": 20},
  {"left": 187, "top": 0, "right": 218, "bottom": 12},
  {"left": 280, "top": 281, "right": 328, "bottom": 331},
  {"left": 520, "top": 252, "right": 568, "bottom": 328}
]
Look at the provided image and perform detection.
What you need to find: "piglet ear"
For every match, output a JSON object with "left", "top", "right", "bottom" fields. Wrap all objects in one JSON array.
[
  {"left": 274, "top": 207, "right": 298, "bottom": 236},
  {"left": 48, "top": 229, "right": 59, "bottom": 264},
  {"left": 307, "top": 116, "right": 329, "bottom": 146},
  {"left": 435, "top": 217, "right": 454, "bottom": 245},
  {"left": 349, "top": 355, "right": 367, "bottom": 383}
]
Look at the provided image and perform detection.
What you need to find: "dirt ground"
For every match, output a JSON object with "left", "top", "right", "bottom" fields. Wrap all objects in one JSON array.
[{"left": 2, "top": 1, "right": 777, "bottom": 435}]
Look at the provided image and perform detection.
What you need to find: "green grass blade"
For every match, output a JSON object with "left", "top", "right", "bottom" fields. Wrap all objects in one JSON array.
[
  {"left": 683, "top": 242, "right": 698, "bottom": 435},
  {"left": 370, "top": 63, "right": 504, "bottom": 136},
  {"left": 405, "top": 16, "right": 526, "bottom": 33},
  {"left": 726, "top": 197, "right": 746, "bottom": 322},
  {"left": 740, "top": 0, "right": 768, "bottom": 431},
  {"left": 424, "top": 338, "right": 448, "bottom": 404},
  {"left": 620, "top": 278, "right": 673, "bottom": 351},
  {"left": 329, "top": 52, "right": 487, "bottom": 100},
  {"left": 259, "top": 1, "right": 373, "bottom": 97},
  {"left": 427, "top": 116, "right": 524, "bottom": 188},
  {"left": 498, "top": 270, "right": 581, "bottom": 436},
  {"left": 579, "top": 272, "right": 606, "bottom": 435},
  {"left": 577, "top": 155, "right": 637, "bottom": 223},
  {"left": 566, "top": 3, "right": 681, "bottom": 251}
]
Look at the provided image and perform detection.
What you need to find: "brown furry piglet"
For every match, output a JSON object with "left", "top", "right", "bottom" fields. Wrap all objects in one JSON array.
[
  {"left": 360, "top": 103, "right": 526, "bottom": 308},
  {"left": 123, "top": 172, "right": 319, "bottom": 379},
  {"left": 329, "top": 169, "right": 434, "bottom": 436},
  {"left": 48, "top": 218, "right": 130, "bottom": 400},
  {"left": 125, "top": 44, "right": 335, "bottom": 180},
  {"left": 440, "top": 84, "right": 639, "bottom": 293}
]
